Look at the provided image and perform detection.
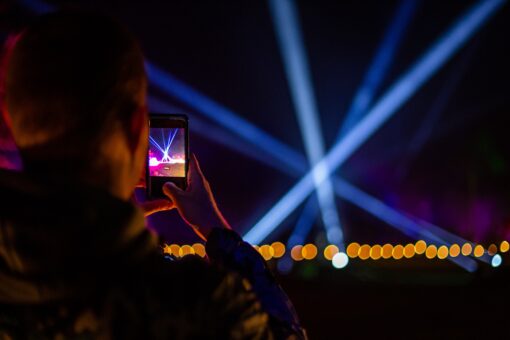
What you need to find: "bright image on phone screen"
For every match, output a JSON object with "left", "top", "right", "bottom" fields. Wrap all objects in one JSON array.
[{"left": 148, "top": 127, "right": 186, "bottom": 177}]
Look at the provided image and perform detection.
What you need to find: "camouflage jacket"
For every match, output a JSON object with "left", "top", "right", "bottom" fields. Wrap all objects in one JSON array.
[{"left": 0, "top": 170, "right": 305, "bottom": 339}]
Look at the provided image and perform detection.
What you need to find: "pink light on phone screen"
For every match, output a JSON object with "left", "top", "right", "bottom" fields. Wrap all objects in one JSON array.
[{"left": 149, "top": 157, "right": 159, "bottom": 167}]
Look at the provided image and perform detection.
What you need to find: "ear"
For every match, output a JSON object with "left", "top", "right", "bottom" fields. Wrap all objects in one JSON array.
[{"left": 126, "top": 105, "right": 148, "bottom": 154}]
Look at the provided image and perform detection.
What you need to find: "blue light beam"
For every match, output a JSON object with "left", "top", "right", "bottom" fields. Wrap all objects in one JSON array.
[
  {"left": 20, "top": 0, "right": 491, "bottom": 270},
  {"left": 149, "top": 136, "right": 166, "bottom": 154},
  {"left": 146, "top": 62, "right": 308, "bottom": 173},
  {"left": 244, "top": 0, "right": 504, "bottom": 245},
  {"left": 298, "top": 0, "right": 417, "bottom": 249},
  {"left": 332, "top": 178, "right": 480, "bottom": 270},
  {"left": 269, "top": 0, "right": 344, "bottom": 246},
  {"left": 160, "top": 129, "right": 167, "bottom": 152},
  {"left": 166, "top": 128, "right": 178, "bottom": 152},
  {"left": 150, "top": 96, "right": 481, "bottom": 269},
  {"left": 287, "top": 195, "right": 319, "bottom": 248},
  {"left": 148, "top": 95, "right": 298, "bottom": 175},
  {"left": 149, "top": 76, "right": 476, "bottom": 266},
  {"left": 337, "top": 0, "right": 418, "bottom": 140}
]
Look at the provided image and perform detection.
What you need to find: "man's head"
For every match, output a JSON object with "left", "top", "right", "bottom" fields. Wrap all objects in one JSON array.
[{"left": 4, "top": 11, "right": 148, "bottom": 199}]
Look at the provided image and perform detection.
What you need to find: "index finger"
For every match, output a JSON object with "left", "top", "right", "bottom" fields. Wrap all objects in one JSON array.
[{"left": 188, "top": 153, "right": 204, "bottom": 189}]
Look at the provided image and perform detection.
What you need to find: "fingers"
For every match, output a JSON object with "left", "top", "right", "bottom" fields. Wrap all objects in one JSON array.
[
  {"left": 163, "top": 181, "right": 185, "bottom": 200},
  {"left": 191, "top": 153, "right": 204, "bottom": 176},
  {"left": 188, "top": 153, "right": 205, "bottom": 190},
  {"left": 140, "top": 199, "right": 174, "bottom": 217}
]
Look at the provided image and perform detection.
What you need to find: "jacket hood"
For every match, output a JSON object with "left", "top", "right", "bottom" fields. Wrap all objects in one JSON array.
[{"left": 0, "top": 169, "right": 158, "bottom": 304}]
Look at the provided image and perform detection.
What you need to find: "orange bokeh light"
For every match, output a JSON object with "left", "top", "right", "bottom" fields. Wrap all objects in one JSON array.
[
  {"left": 461, "top": 243, "right": 472, "bottom": 256},
  {"left": 259, "top": 245, "right": 275, "bottom": 261},
  {"left": 359, "top": 244, "right": 371, "bottom": 260},
  {"left": 392, "top": 245, "right": 404, "bottom": 260},
  {"left": 179, "top": 245, "right": 195, "bottom": 257},
  {"left": 302, "top": 244, "right": 318, "bottom": 260},
  {"left": 473, "top": 245, "right": 484, "bottom": 258},
  {"left": 449, "top": 244, "right": 460, "bottom": 258},
  {"left": 170, "top": 244, "right": 181, "bottom": 257},
  {"left": 425, "top": 245, "right": 437, "bottom": 259},
  {"left": 437, "top": 245, "right": 448, "bottom": 259},
  {"left": 291, "top": 245, "right": 304, "bottom": 261},
  {"left": 488, "top": 244, "right": 497, "bottom": 256},
  {"left": 192, "top": 243, "right": 206, "bottom": 257},
  {"left": 415, "top": 240, "right": 427, "bottom": 255},
  {"left": 403, "top": 244, "right": 415, "bottom": 258},
  {"left": 346, "top": 243, "right": 360, "bottom": 258},
  {"left": 324, "top": 245, "right": 340, "bottom": 260},
  {"left": 162, "top": 244, "right": 172, "bottom": 255},
  {"left": 500, "top": 241, "right": 509, "bottom": 253},
  {"left": 381, "top": 244, "right": 393, "bottom": 259},
  {"left": 271, "top": 242, "right": 286, "bottom": 258},
  {"left": 370, "top": 245, "right": 382, "bottom": 260}
]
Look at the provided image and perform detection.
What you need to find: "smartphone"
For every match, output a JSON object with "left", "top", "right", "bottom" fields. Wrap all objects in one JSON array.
[{"left": 146, "top": 114, "right": 189, "bottom": 198}]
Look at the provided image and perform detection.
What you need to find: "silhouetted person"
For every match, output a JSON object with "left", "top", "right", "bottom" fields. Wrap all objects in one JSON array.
[{"left": 0, "top": 11, "right": 305, "bottom": 339}]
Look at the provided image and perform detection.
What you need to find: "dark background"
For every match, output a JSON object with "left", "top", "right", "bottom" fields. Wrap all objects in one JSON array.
[{"left": 2, "top": 0, "right": 510, "bottom": 337}]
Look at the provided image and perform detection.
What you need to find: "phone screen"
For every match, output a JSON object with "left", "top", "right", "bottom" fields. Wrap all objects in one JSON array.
[
  {"left": 148, "top": 127, "right": 186, "bottom": 178},
  {"left": 147, "top": 114, "right": 188, "bottom": 198}
]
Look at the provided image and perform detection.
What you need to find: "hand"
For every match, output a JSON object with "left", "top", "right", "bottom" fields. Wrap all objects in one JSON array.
[
  {"left": 163, "top": 154, "right": 231, "bottom": 241},
  {"left": 133, "top": 187, "right": 174, "bottom": 217}
]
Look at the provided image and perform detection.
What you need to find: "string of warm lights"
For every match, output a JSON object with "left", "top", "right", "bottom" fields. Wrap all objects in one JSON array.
[
  {"left": 163, "top": 240, "right": 508, "bottom": 268},
  {"left": 163, "top": 243, "right": 207, "bottom": 258}
]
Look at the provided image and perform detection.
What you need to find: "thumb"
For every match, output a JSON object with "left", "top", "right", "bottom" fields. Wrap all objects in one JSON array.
[{"left": 163, "top": 182, "right": 184, "bottom": 200}]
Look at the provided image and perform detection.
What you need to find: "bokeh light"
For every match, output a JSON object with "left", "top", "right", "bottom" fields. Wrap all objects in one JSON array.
[
  {"left": 500, "top": 241, "right": 509, "bottom": 253},
  {"left": 162, "top": 240, "right": 510, "bottom": 264},
  {"left": 179, "top": 245, "right": 195, "bottom": 257},
  {"left": 449, "top": 244, "right": 460, "bottom": 258},
  {"left": 425, "top": 245, "right": 437, "bottom": 259},
  {"left": 332, "top": 252, "right": 349, "bottom": 269},
  {"left": 259, "top": 245, "right": 275, "bottom": 261},
  {"left": 392, "top": 245, "right": 404, "bottom": 260},
  {"left": 271, "top": 242, "right": 286, "bottom": 258},
  {"left": 403, "top": 244, "right": 415, "bottom": 258},
  {"left": 381, "top": 244, "right": 393, "bottom": 259},
  {"left": 437, "top": 245, "right": 448, "bottom": 260},
  {"left": 346, "top": 243, "right": 360, "bottom": 258},
  {"left": 192, "top": 243, "right": 206, "bottom": 257},
  {"left": 302, "top": 244, "right": 318, "bottom": 260},
  {"left": 291, "top": 245, "right": 304, "bottom": 261},
  {"left": 163, "top": 244, "right": 172, "bottom": 255},
  {"left": 491, "top": 254, "right": 502, "bottom": 267},
  {"left": 359, "top": 244, "right": 371, "bottom": 260},
  {"left": 370, "top": 245, "right": 382, "bottom": 260},
  {"left": 415, "top": 240, "right": 427, "bottom": 255},
  {"left": 324, "top": 245, "right": 340, "bottom": 260},
  {"left": 461, "top": 243, "right": 472, "bottom": 256},
  {"left": 488, "top": 244, "right": 497, "bottom": 256},
  {"left": 170, "top": 244, "right": 180, "bottom": 257},
  {"left": 473, "top": 245, "right": 484, "bottom": 258}
]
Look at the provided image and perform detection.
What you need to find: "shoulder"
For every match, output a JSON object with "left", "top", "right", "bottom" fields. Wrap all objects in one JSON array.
[{"left": 106, "top": 254, "right": 272, "bottom": 339}]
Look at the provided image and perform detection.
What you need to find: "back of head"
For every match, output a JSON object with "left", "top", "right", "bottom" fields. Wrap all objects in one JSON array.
[{"left": 4, "top": 11, "right": 146, "bottom": 176}]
